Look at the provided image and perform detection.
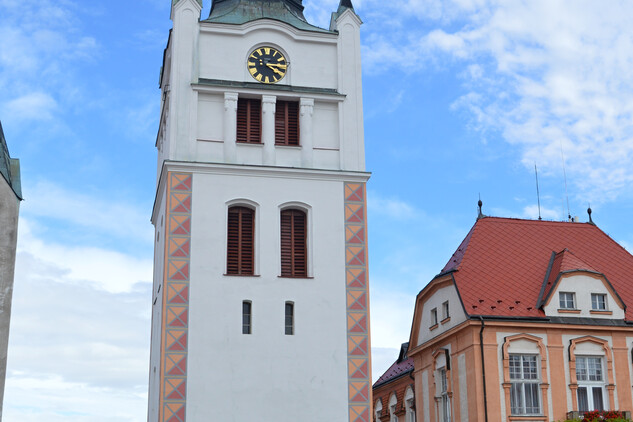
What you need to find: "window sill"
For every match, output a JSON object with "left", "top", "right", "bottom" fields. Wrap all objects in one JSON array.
[
  {"left": 224, "top": 274, "right": 261, "bottom": 277},
  {"left": 236, "top": 141, "right": 263, "bottom": 147},
  {"left": 429, "top": 323, "right": 439, "bottom": 331},
  {"left": 275, "top": 144, "right": 301, "bottom": 148},
  {"left": 590, "top": 310, "right": 613, "bottom": 315},
  {"left": 558, "top": 309, "right": 581, "bottom": 314},
  {"left": 509, "top": 416, "right": 546, "bottom": 422},
  {"left": 441, "top": 317, "right": 451, "bottom": 324},
  {"left": 278, "top": 276, "right": 314, "bottom": 279}
]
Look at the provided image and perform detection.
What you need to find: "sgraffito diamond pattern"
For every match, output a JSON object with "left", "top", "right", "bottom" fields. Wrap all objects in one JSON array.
[
  {"left": 160, "top": 173, "right": 192, "bottom": 422},
  {"left": 344, "top": 183, "right": 371, "bottom": 422}
]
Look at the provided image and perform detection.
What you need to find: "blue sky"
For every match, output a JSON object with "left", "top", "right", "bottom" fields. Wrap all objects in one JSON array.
[{"left": 2, "top": 0, "right": 633, "bottom": 420}]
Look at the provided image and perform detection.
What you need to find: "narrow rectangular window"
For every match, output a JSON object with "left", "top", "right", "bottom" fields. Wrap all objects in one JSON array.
[
  {"left": 440, "top": 368, "right": 451, "bottom": 422},
  {"left": 242, "top": 301, "right": 252, "bottom": 334},
  {"left": 559, "top": 292, "right": 575, "bottom": 309},
  {"left": 227, "top": 206, "right": 254, "bottom": 275},
  {"left": 275, "top": 100, "right": 300, "bottom": 146},
  {"left": 280, "top": 209, "right": 307, "bottom": 277},
  {"left": 431, "top": 308, "right": 438, "bottom": 326},
  {"left": 591, "top": 294, "right": 607, "bottom": 310},
  {"left": 237, "top": 98, "right": 262, "bottom": 143},
  {"left": 285, "top": 302, "right": 294, "bottom": 335},
  {"left": 442, "top": 301, "right": 450, "bottom": 320}
]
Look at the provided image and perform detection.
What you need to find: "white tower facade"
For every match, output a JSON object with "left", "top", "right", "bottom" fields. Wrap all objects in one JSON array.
[{"left": 148, "top": 1, "right": 371, "bottom": 421}]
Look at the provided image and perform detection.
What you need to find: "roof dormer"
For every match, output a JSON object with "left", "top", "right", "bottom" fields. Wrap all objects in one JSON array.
[{"left": 539, "top": 249, "right": 626, "bottom": 319}]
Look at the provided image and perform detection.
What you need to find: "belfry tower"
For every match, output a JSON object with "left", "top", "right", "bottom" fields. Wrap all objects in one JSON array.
[{"left": 148, "top": 1, "right": 371, "bottom": 421}]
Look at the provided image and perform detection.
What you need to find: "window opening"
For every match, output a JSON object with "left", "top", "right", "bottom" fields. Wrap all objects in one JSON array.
[
  {"left": 509, "top": 354, "right": 541, "bottom": 415},
  {"left": 242, "top": 301, "right": 252, "bottom": 334},
  {"left": 576, "top": 356, "right": 605, "bottom": 411},
  {"left": 559, "top": 292, "right": 575, "bottom": 309},
  {"left": 280, "top": 209, "right": 307, "bottom": 277},
  {"left": 431, "top": 308, "right": 438, "bottom": 326},
  {"left": 440, "top": 368, "right": 451, "bottom": 422},
  {"left": 227, "top": 206, "right": 255, "bottom": 275},
  {"left": 275, "top": 100, "right": 300, "bottom": 146},
  {"left": 591, "top": 294, "right": 607, "bottom": 311},
  {"left": 285, "top": 302, "right": 294, "bottom": 335},
  {"left": 442, "top": 301, "right": 450, "bottom": 320},
  {"left": 237, "top": 98, "right": 262, "bottom": 143}
]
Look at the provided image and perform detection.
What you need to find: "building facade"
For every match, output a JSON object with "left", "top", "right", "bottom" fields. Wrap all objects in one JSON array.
[
  {"left": 382, "top": 212, "right": 633, "bottom": 421},
  {"left": 373, "top": 343, "right": 416, "bottom": 422},
  {"left": 147, "top": 1, "right": 372, "bottom": 421},
  {"left": 0, "top": 121, "right": 22, "bottom": 419}
]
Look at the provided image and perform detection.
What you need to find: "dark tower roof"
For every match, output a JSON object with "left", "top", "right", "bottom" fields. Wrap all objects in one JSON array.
[
  {"left": 206, "top": 0, "right": 332, "bottom": 33},
  {"left": 0, "top": 121, "right": 22, "bottom": 200}
]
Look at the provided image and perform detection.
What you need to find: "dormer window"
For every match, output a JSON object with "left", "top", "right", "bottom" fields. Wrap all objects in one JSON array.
[
  {"left": 591, "top": 294, "right": 607, "bottom": 311},
  {"left": 442, "top": 301, "right": 450, "bottom": 321},
  {"left": 559, "top": 292, "right": 575, "bottom": 309}
]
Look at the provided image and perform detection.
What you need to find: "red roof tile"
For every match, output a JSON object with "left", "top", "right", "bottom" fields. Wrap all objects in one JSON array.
[
  {"left": 373, "top": 357, "right": 414, "bottom": 388},
  {"left": 446, "top": 217, "right": 633, "bottom": 319}
]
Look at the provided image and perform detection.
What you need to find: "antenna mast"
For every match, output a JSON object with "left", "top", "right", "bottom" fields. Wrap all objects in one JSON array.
[
  {"left": 560, "top": 140, "right": 571, "bottom": 220},
  {"left": 534, "top": 164, "right": 542, "bottom": 220}
]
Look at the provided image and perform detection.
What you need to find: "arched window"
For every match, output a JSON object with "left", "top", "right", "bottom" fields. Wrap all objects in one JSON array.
[
  {"left": 280, "top": 208, "right": 307, "bottom": 277},
  {"left": 569, "top": 336, "right": 615, "bottom": 412},
  {"left": 227, "top": 206, "right": 255, "bottom": 275},
  {"left": 404, "top": 386, "right": 415, "bottom": 422},
  {"left": 374, "top": 399, "right": 383, "bottom": 422},
  {"left": 389, "top": 393, "right": 398, "bottom": 422}
]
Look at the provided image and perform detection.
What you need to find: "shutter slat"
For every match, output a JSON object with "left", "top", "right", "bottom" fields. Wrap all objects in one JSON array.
[
  {"left": 227, "top": 206, "right": 255, "bottom": 275},
  {"left": 237, "top": 99, "right": 262, "bottom": 143},
  {"left": 275, "top": 101, "right": 300, "bottom": 146},
  {"left": 280, "top": 209, "right": 307, "bottom": 277}
]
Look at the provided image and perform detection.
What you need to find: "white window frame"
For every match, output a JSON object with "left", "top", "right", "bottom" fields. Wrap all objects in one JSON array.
[
  {"left": 509, "top": 354, "right": 541, "bottom": 415},
  {"left": 442, "top": 301, "right": 450, "bottom": 320},
  {"left": 389, "top": 393, "right": 399, "bottom": 422},
  {"left": 559, "top": 292, "right": 576, "bottom": 309},
  {"left": 405, "top": 387, "right": 415, "bottom": 422},
  {"left": 440, "top": 368, "right": 451, "bottom": 422},
  {"left": 591, "top": 294, "right": 607, "bottom": 311},
  {"left": 576, "top": 356, "right": 607, "bottom": 412},
  {"left": 431, "top": 308, "right": 438, "bottom": 326}
]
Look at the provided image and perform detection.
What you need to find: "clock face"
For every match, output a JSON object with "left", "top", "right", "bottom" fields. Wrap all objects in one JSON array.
[{"left": 247, "top": 47, "right": 288, "bottom": 84}]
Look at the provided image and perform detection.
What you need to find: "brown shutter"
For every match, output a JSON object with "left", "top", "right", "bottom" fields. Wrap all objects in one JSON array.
[
  {"left": 237, "top": 98, "right": 262, "bottom": 143},
  {"left": 275, "top": 101, "right": 300, "bottom": 146},
  {"left": 227, "top": 206, "right": 254, "bottom": 275},
  {"left": 280, "top": 209, "right": 307, "bottom": 277}
]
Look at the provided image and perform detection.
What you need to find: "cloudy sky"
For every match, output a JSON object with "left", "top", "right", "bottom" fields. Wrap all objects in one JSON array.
[{"left": 2, "top": 0, "right": 633, "bottom": 420}]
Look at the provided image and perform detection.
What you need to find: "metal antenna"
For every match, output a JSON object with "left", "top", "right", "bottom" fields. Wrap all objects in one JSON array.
[
  {"left": 534, "top": 164, "right": 542, "bottom": 220},
  {"left": 560, "top": 140, "right": 571, "bottom": 221}
]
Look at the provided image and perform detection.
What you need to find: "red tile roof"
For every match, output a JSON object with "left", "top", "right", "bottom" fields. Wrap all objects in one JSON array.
[
  {"left": 442, "top": 217, "right": 633, "bottom": 319},
  {"left": 373, "top": 356, "right": 414, "bottom": 388},
  {"left": 541, "top": 249, "right": 601, "bottom": 304}
]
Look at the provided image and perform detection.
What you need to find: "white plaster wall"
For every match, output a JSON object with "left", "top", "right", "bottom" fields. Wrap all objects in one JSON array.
[
  {"left": 0, "top": 177, "right": 19, "bottom": 419},
  {"left": 421, "top": 370, "right": 430, "bottom": 422},
  {"left": 417, "top": 284, "right": 468, "bottom": 346},
  {"left": 313, "top": 102, "right": 339, "bottom": 150},
  {"left": 198, "top": 25, "right": 338, "bottom": 89},
  {"left": 148, "top": 189, "right": 167, "bottom": 422},
  {"left": 458, "top": 353, "right": 468, "bottom": 422},
  {"left": 544, "top": 274, "right": 625, "bottom": 319},
  {"left": 185, "top": 169, "right": 352, "bottom": 421}
]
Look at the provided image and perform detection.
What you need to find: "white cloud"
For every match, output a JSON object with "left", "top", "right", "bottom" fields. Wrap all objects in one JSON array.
[
  {"left": 368, "top": 191, "right": 418, "bottom": 220},
  {"left": 3, "top": 93, "right": 57, "bottom": 121},
  {"left": 5, "top": 241, "right": 150, "bottom": 421}
]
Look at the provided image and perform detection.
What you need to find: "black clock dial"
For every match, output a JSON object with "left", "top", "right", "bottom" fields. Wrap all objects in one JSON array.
[{"left": 247, "top": 47, "right": 288, "bottom": 84}]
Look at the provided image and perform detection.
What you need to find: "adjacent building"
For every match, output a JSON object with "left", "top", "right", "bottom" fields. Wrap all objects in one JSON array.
[
  {"left": 373, "top": 342, "right": 415, "bottom": 422},
  {"left": 0, "top": 121, "right": 22, "bottom": 419},
  {"left": 148, "top": 1, "right": 372, "bottom": 421},
  {"left": 376, "top": 210, "right": 633, "bottom": 421}
]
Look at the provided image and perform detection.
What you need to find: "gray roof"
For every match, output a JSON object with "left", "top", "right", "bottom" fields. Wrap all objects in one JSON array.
[
  {"left": 205, "top": 0, "right": 334, "bottom": 33},
  {"left": 0, "top": 121, "right": 22, "bottom": 200}
]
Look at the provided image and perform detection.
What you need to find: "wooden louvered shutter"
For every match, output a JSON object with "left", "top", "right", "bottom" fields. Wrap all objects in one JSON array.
[
  {"left": 227, "top": 206, "right": 254, "bottom": 275},
  {"left": 280, "top": 209, "right": 307, "bottom": 277},
  {"left": 275, "top": 101, "right": 300, "bottom": 146},
  {"left": 237, "top": 98, "right": 262, "bottom": 143}
]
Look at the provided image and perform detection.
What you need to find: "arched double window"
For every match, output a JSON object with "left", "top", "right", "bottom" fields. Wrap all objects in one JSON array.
[
  {"left": 227, "top": 206, "right": 255, "bottom": 275},
  {"left": 280, "top": 208, "right": 307, "bottom": 277}
]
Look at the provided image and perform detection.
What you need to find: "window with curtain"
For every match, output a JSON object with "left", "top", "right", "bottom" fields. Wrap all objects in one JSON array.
[
  {"left": 509, "top": 354, "right": 541, "bottom": 415},
  {"left": 576, "top": 356, "right": 605, "bottom": 412}
]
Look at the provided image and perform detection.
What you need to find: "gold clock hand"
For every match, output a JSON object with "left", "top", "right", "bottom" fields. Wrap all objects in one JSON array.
[
  {"left": 266, "top": 64, "right": 285, "bottom": 76},
  {"left": 266, "top": 63, "right": 288, "bottom": 69}
]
